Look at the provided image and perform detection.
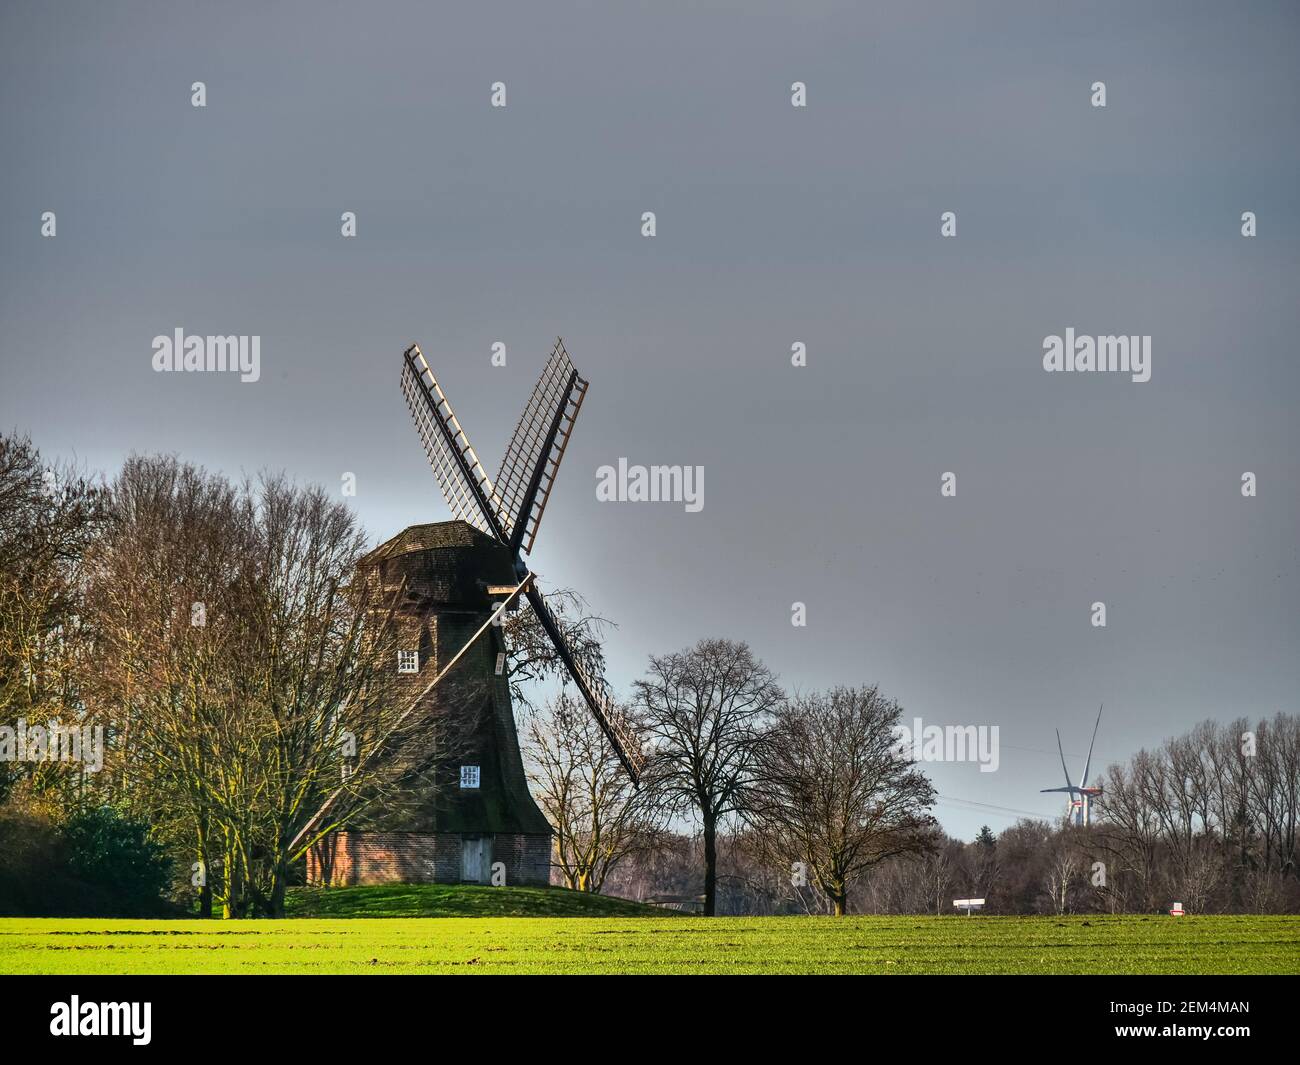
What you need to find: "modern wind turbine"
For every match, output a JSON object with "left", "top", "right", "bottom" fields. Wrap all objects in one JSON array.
[{"left": 1040, "top": 704, "right": 1104, "bottom": 827}]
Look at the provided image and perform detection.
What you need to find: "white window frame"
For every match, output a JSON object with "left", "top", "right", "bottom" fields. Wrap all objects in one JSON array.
[
  {"left": 397, "top": 649, "right": 419, "bottom": 674},
  {"left": 460, "top": 765, "right": 481, "bottom": 789}
]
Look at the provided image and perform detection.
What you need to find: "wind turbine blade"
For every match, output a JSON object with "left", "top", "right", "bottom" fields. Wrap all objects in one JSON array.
[
  {"left": 1081, "top": 703, "right": 1103, "bottom": 788},
  {"left": 1056, "top": 728, "right": 1072, "bottom": 790}
]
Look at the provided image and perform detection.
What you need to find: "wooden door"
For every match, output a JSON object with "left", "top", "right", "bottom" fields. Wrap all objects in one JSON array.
[{"left": 461, "top": 835, "right": 488, "bottom": 883}]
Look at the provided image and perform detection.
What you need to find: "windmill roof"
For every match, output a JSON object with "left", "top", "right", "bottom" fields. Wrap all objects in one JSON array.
[{"left": 360, "top": 520, "right": 501, "bottom": 567}]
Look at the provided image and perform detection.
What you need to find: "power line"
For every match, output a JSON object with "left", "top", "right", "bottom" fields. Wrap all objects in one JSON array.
[
  {"left": 935, "top": 793, "right": 1052, "bottom": 820},
  {"left": 999, "top": 741, "right": 1098, "bottom": 760}
]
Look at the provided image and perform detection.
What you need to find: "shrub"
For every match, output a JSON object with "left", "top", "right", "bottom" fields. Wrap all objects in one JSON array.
[{"left": 60, "top": 807, "right": 173, "bottom": 914}]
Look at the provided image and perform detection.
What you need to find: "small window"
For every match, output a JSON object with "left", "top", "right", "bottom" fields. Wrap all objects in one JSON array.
[
  {"left": 397, "top": 650, "right": 419, "bottom": 674},
  {"left": 460, "top": 765, "right": 481, "bottom": 789},
  {"left": 494, "top": 652, "right": 506, "bottom": 676}
]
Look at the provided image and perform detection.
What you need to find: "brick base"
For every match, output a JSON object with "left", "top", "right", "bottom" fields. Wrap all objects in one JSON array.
[{"left": 307, "top": 831, "right": 552, "bottom": 887}]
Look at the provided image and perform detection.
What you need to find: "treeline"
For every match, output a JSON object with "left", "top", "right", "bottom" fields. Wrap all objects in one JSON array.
[
  {"left": 524, "top": 666, "right": 938, "bottom": 916},
  {"left": 3, "top": 430, "right": 1297, "bottom": 919},
  {"left": 530, "top": 703, "right": 1300, "bottom": 916},
  {"left": 1, "top": 431, "right": 942, "bottom": 919},
  {"left": 0, "top": 433, "right": 438, "bottom": 916},
  {"left": 523, "top": 637, "right": 1298, "bottom": 916},
  {"left": 1093, "top": 715, "right": 1298, "bottom": 914}
]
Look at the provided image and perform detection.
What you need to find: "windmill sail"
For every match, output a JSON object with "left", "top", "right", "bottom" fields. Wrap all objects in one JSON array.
[
  {"left": 401, "top": 344, "right": 504, "bottom": 541},
  {"left": 492, "top": 339, "right": 588, "bottom": 556},
  {"left": 524, "top": 582, "right": 645, "bottom": 784}
]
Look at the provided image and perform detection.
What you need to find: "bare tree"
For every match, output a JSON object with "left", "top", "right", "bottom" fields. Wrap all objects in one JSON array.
[
  {"left": 501, "top": 588, "right": 610, "bottom": 715},
  {"left": 635, "top": 639, "right": 782, "bottom": 916},
  {"left": 969, "top": 825, "right": 1002, "bottom": 901},
  {"left": 1152, "top": 728, "right": 1222, "bottom": 912},
  {"left": 1042, "top": 839, "right": 1083, "bottom": 915},
  {"left": 749, "top": 686, "right": 936, "bottom": 915},
  {"left": 212, "top": 474, "right": 417, "bottom": 916},
  {"left": 1205, "top": 716, "right": 1255, "bottom": 907},
  {"left": 82, "top": 456, "right": 255, "bottom": 914},
  {"left": 1094, "top": 755, "right": 1163, "bottom": 912},
  {"left": 0, "top": 432, "right": 102, "bottom": 806},
  {"left": 84, "top": 458, "right": 427, "bottom": 917},
  {"left": 523, "top": 693, "right": 663, "bottom": 892},
  {"left": 918, "top": 837, "right": 955, "bottom": 915},
  {"left": 1249, "top": 714, "right": 1299, "bottom": 878}
]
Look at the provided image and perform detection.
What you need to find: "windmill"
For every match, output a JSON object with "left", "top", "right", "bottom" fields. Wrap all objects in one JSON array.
[
  {"left": 399, "top": 339, "right": 644, "bottom": 783},
  {"left": 308, "top": 339, "right": 644, "bottom": 888},
  {"left": 1040, "top": 704, "right": 1104, "bottom": 827}
]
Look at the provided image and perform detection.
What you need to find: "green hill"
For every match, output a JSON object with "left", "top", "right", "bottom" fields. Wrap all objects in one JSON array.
[{"left": 284, "top": 883, "right": 670, "bottom": 918}]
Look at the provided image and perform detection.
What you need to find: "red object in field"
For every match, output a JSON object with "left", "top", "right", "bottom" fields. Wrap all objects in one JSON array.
[{"left": 1169, "top": 902, "right": 1185, "bottom": 916}]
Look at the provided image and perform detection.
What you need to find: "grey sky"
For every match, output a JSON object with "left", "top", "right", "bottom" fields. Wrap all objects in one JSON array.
[{"left": 2, "top": 0, "right": 1297, "bottom": 839}]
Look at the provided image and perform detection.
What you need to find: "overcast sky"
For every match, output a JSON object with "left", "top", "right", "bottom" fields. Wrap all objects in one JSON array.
[{"left": 2, "top": 0, "right": 1297, "bottom": 839}]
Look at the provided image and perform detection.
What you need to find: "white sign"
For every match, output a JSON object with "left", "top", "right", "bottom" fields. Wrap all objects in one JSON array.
[{"left": 953, "top": 898, "right": 986, "bottom": 914}]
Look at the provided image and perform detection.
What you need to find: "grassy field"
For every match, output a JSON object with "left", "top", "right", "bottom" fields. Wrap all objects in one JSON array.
[
  {"left": 2, "top": 903, "right": 1296, "bottom": 975},
  {"left": 284, "top": 883, "right": 666, "bottom": 919}
]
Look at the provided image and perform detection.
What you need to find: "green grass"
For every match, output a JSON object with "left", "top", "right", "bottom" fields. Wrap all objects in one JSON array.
[
  {"left": 284, "top": 883, "right": 668, "bottom": 918},
  {"left": 1, "top": 912, "right": 1296, "bottom": 974}
]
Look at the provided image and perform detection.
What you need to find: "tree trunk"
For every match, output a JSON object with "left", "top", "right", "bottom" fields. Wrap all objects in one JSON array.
[
  {"left": 196, "top": 816, "right": 213, "bottom": 918},
  {"left": 221, "top": 837, "right": 242, "bottom": 919},
  {"left": 221, "top": 849, "right": 237, "bottom": 920},
  {"left": 269, "top": 859, "right": 287, "bottom": 918},
  {"left": 703, "top": 813, "right": 717, "bottom": 916}
]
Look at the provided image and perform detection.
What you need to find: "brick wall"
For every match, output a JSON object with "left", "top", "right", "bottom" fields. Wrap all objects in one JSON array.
[
  {"left": 492, "top": 832, "right": 554, "bottom": 886},
  {"left": 308, "top": 831, "right": 552, "bottom": 887}
]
